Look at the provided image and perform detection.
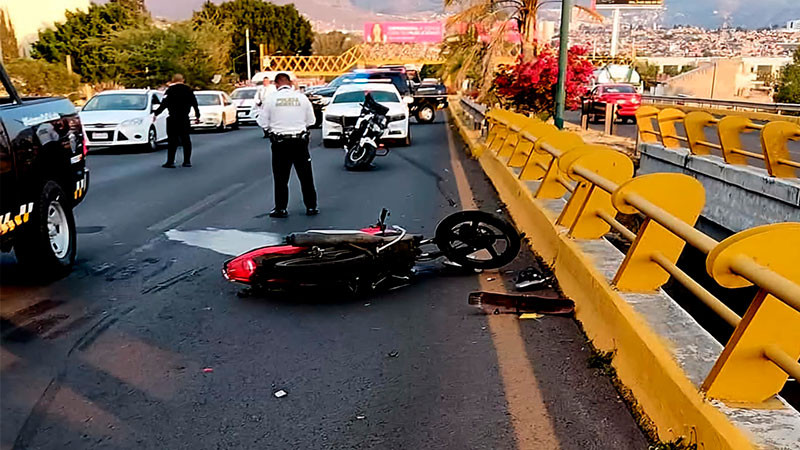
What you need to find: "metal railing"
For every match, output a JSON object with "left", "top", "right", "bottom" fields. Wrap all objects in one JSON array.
[
  {"left": 472, "top": 104, "right": 800, "bottom": 405},
  {"left": 643, "top": 95, "right": 800, "bottom": 115},
  {"left": 635, "top": 105, "right": 800, "bottom": 178}
]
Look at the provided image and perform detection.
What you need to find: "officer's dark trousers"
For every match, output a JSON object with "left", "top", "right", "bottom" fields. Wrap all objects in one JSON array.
[
  {"left": 166, "top": 117, "right": 192, "bottom": 165},
  {"left": 270, "top": 136, "right": 317, "bottom": 210}
]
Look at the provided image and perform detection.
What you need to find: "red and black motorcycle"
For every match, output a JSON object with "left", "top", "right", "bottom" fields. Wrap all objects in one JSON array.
[{"left": 223, "top": 209, "right": 520, "bottom": 294}]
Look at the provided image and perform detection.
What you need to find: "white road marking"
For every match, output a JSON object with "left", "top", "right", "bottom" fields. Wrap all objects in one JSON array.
[
  {"left": 165, "top": 228, "right": 284, "bottom": 256},
  {"left": 147, "top": 183, "right": 245, "bottom": 232}
]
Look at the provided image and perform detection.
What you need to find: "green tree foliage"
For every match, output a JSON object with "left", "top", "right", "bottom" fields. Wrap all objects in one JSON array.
[
  {"left": 774, "top": 47, "right": 800, "bottom": 104},
  {"left": 193, "top": 0, "right": 313, "bottom": 77},
  {"left": 1, "top": 8, "right": 19, "bottom": 63},
  {"left": 635, "top": 61, "right": 660, "bottom": 89},
  {"left": 106, "top": 22, "right": 231, "bottom": 89},
  {"left": 30, "top": 2, "right": 147, "bottom": 82},
  {"left": 312, "top": 31, "right": 361, "bottom": 56},
  {"left": 5, "top": 59, "right": 81, "bottom": 96}
]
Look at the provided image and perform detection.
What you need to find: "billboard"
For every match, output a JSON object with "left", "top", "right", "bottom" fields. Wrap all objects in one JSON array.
[
  {"left": 364, "top": 22, "right": 443, "bottom": 44},
  {"left": 595, "top": 0, "right": 663, "bottom": 7}
]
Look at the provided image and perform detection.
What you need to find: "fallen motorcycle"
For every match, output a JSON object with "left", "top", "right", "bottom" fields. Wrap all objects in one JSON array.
[{"left": 223, "top": 209, "right": 521, "bottom": 295}]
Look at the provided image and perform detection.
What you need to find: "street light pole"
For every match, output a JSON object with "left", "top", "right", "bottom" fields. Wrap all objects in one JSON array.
[
  {"left": 245, "top": 28, "right": 252, "bottom": 81},
  {"left": 554, "top": 0, "right": 572, "bottom": 129}
]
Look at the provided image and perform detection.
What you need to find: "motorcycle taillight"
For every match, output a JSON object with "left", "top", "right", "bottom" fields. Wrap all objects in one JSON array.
[{"left": 223, "top": 255, "right": 257, "bottom": 283}]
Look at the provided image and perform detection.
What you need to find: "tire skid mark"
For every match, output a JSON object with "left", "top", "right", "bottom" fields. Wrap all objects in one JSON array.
[{"left": 12, "top": 305, "right": 136, "bottom": 450}]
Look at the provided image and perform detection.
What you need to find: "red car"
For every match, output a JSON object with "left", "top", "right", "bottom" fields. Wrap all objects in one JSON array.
[{"left": 585, "top": 84, "right": 642, "bottom": 123}]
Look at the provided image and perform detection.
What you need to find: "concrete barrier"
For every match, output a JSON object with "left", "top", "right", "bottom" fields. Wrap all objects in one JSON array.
[{"left": 448, "top": 101, "right": 800, "bottom": 449}]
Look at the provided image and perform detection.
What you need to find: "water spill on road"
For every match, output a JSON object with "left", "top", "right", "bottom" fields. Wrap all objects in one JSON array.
[{"left": 165, "top": 228, "right": 284, "bottom": 256}]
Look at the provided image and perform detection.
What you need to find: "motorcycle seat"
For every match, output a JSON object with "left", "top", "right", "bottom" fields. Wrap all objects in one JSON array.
[{"left": 287, "top": 230, "right": 395, "bottom": 247}]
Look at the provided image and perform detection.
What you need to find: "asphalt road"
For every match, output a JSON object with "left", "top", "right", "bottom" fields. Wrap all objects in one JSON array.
[
  {"left": 1, "top": 116, "right": 648, "bottom": 449},
  {"left": 563, "top": 111, "right": 800, "bottom": 168}
]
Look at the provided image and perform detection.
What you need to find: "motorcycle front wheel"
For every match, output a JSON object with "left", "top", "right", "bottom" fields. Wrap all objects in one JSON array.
[
  {"left": 434, "top": 210, "right": 520, "bottom": 269},
  {"left": 344, "top": 143, "right": 377, "bottom": 171}
]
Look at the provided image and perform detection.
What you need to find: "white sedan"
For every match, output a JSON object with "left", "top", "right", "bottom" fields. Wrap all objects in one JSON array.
[
  {"left": 81, "top": 89, "right": 168, "bottom": 151},
  {"left": 191, "top": 91, "right": 238, "bottom": 131},
  {"left": 321, "top": 82, "right": 411, "bottom": 148},
  {"left": 231, "top": 87, "right": 259, "bottom": 125}
]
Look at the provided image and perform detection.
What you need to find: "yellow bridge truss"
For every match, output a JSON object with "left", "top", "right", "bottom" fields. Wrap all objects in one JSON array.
[{"left": 260, "top": 43, "right": 634, "bottom": 77}]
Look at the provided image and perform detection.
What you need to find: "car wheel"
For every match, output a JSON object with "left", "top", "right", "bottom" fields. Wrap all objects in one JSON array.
[
  {"left": 146, "top": 126, "right": 158, "bottom": 151},
  {"left": 415, "top": 105, "right": 435, "bottom": 124},
  {"left": 232, "top": 117, "right": 240, "bottom": 130},
  {"left": 14, "top": 181, "right": 77, "bottom": 276}
]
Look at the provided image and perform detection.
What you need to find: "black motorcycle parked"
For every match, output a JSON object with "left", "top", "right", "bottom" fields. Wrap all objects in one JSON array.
[{"left": 342, "top": 92, "right": 391, "bottom": 171}]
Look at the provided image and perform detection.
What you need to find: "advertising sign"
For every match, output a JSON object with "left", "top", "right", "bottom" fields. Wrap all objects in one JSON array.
[
  {"left": 364, "top": 22, "right": 443, "bottom": 44},
  {"left": 595, "top": 0, "right": 663, "bottom": 8}
]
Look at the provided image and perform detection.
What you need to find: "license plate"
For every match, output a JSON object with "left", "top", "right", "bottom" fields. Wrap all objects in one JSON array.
[{"left": 92, "top": 132, "right": 109, "bottom": 140}]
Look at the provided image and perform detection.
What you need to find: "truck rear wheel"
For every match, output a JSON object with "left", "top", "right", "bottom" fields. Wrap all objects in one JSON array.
[
  {"left": 14, "top": 181, "right": 76, "bottom": 276},
  {"left": 415, "top": 105, "right": 436, "bottom": 124}
]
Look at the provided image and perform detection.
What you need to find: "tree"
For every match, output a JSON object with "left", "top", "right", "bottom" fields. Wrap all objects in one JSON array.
[
  {"left": 4, "top": 59, "right": 81, "bottom": 96},
  {"left": 312, "top": 31, "right": 361, "bottom": 56},
  {"left": 774, "top": 47, "right": 800, "bottom": 104},
  {"left": 106, "top": 22, "right": 232, "bottom": 89},
  {"left": 193, "top": 0, "right": 313, "bottom": 77},
  {"left": 635, "top": 61, "right": 660, "bottom": 90},
  {"left": 30, "top": 2, "right": 147, "bottom": 82},
  {"left": 0, "top": 8, "right": 19, "bottom": 63},
  {"left": 492, "top": 45, "right": 595, "bottom": 120},
  {"left": 445, "top": 0, "right": 542, "bottom": 56}
]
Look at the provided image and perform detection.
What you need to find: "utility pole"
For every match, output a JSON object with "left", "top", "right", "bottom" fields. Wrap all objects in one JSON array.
[
  {"left": 554, "top": 0, "right": 572, "bottom": 129},
  {"left": 245, "top": 28, "right": 252, "bottom": 81}
]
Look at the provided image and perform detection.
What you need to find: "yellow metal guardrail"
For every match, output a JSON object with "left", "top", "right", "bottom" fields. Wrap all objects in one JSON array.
[
  {"left": 484, "top": 108, "right": 800, "bottom": 404},
  {"left": 635, "top": 105, "right": 800, "bottom": 179}
]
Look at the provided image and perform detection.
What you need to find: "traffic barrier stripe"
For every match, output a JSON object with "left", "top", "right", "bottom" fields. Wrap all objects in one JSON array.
[{"left": 482, "top": 107, "right": 800, "bottom": 406}]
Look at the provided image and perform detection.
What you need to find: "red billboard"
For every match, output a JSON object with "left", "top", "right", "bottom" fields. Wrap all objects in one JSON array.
[{"left": 364, "top": 22, "right": 443, "bottom": 44}]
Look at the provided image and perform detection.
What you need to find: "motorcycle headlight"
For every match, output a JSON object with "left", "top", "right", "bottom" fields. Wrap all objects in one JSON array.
[{"left": 121, "top": 117, "right": 145, "bottom": 127}]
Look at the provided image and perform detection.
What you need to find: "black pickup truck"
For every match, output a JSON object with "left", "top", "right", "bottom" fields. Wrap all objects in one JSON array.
[{"left": 1, "top": 63, "right": 88, "bottom": 274}]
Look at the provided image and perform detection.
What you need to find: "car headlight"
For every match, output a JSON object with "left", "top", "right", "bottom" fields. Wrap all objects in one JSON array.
[
  {"left": 121, "top": 117, "right": 145, "bottom": 127},
  {"left": 325, "top": 114, "right": 343, "bottom": 124},
  {"left": 387, "top": 114, "right": 406, "bottom": 122},
  {"left": 203, "top": 112, "right": 221, "bottom": 119}
]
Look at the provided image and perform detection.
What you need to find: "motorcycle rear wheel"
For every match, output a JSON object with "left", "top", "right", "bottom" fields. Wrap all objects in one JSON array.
[{"left": 434, "top": 211, "right": 520, "bottom": 269}]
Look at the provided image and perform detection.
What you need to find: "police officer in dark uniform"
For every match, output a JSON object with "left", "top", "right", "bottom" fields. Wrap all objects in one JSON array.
[
  {"left": 154, "top": 74, "right": 200, "bottom": 168},
  {"left": 261, "top": 72, "right": 318, "bottom": 218}
]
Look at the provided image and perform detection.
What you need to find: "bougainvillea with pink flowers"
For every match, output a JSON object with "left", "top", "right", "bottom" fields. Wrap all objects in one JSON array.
[{"left": 492, "top": 45, "right": 595, "bottom": 119}]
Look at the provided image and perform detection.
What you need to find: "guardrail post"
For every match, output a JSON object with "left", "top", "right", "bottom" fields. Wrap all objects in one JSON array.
[
  {"left": 683, "top": 111, "right": 718, "bottom": 155},
  {"left": 518, "top": 125, "right": 561, "bottom": 180},
  {"left": 509, "top": 121, "right": 554, "bottom": 168},
  {"left": 634, "top": 105, "right": 661, "bottom": 144},
  {"left": 656, "top": 108, "right": 687, "bottom": 149},
  {"left": 717, "top": 116, "right": 758, "bottom": 166},
  {"left": 760, "top": 121, "right": 800, "bottom": 178},
  {"left": 702, "top": 223, "right": 800, "bottom": 403},
  {"left": 557, "top": 146, "right": 634, "bottom": 239},
  {"left": 531, "top": 132, "right": 586, "bottom": 198},
  {"left": 611, "top": 173, "right": 706, "bottom": 291}
]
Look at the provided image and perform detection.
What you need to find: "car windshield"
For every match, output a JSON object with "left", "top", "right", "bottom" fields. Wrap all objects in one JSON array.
[
  {"left": 196, "top": 94, "right": 221, "bottom": 106},
  {"left": 231, "top": 89, "right": 256, "bottom": 99},
  {"left": 603, "top": 85, "right": 636, "bottom": 94},
  {"left": 333, "top": 90, "right": 399, "bottom": 104},
  {"left": 83, "top": 93, "right": 147, "bottom": 111}
]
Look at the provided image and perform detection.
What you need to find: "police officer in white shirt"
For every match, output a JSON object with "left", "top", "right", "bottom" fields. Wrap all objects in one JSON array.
[{"left": 261, "top": 72, "right": 318, "bottom": 218}]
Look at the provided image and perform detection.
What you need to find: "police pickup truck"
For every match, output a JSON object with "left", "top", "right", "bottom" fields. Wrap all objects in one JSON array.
[{"left": 1, "top": 63, "right": 88, "bottom": 274}]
